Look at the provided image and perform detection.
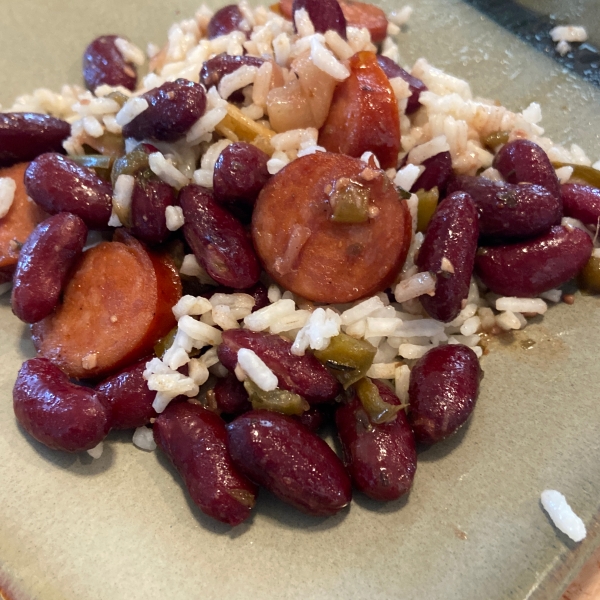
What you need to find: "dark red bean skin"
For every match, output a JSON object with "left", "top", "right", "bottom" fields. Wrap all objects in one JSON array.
[
  {"left": 0, "top": 113, "right": 70, "bottom": 167},
  {"left": 13, "top": 358, "right": 110, "bottom": 452},
  {"left": 179, "top": 185, "right": 260, "bottom": 288},
  {"left": 297, "top": 405, "right": 328, "bottom": 432},
  {"left": 226, "top": 410, "right": 352, "bottom": 516},
  {"left": 11, "top": 213, "right": 87, "bottom": 324},
  {"left": 200, "top": 54, "right": 265, "bottom": 96},
  {"left": 25, "top": 153, "right": 113, "bottom": 228},
  {"left": 336, "top": 380, "right": 416, "bottom": 501},
  {"left": 154, "top": 402, "right": 257, "bottom": 526},
  {"left": 122, "top": 79, "right": 206, "bottom": 142},
  {"left": 128, "top": 178, "right": 175, "bottom": 245},
  {"left": 213, "top": 142, "right": 271, "bottom": 207},
  {"left": 218, "top": 329, "right": 342, "bottom": 404},
  {"left": 475, "top": 225, "right": 593, "bottom": 297},
  {"left": 561, "top": 183, "right": 600, "bottom": 227},
  {"left": 376, "top": 56, "right": 427, "bottom": 115},
  {"left": 408, "top": 344, "right": 481, "bottom": 445},
  {"left": 493, "top": 139, "right": 560, "bottom": 199},
  {"left": 447, "top": 175, "right": 562, "bottom": 242},
  {"left": 292, "top": 0, "right": 347, "bottom": 39},
  {"left": 95, "top": 358, "right": 157, "bottom": 429},
  {"left": 214, "top": 373, "right": 251, "bottom": 416},
  {"left": 207, "top": 5, "right": 245, "bottom": 39},
  {"left": 83, "top": 35, "right": 137, "bottom": 92},
  {"left": 410, "top": 151, "right": 452, "bottom": 194},
  {"left": 416, "top": 191, "right": 479, "bottom": 322}
]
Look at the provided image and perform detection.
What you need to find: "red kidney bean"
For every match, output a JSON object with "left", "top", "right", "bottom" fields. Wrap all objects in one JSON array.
[
  {"left": 128, "top": 178, "right": 175, "bottom": 245},
  {"left": 410, "top": 151, "right": 453, "bottom": 193},
  {"left": 83, "top": 35, "right": 137, "bottom": 92},
  {"left": 475, "top": 224, "right": 593, "bottom": 297},
  {"left": 226, "top": 410, "right": 352, "bottom": 516},
  {"left": 213, "top": 142, "right": 271, "bottom": 207},
  {"left": 0, "top": 113, "right": 70, "bottom": 167},
  {"left": 561, "top": 183, "right": 600, "bottom": 227},
  {"left": 214, "top": 373, "right": 252, "bottom": 416},
  {"left": 179, "top": 184, "right": 260, "bottom": 288},
  {"left": 122, "top": 79, "right": 206, "bottom": 142},
  {"left": 11, "top": 213, "right": 87, "bottom": 323},
  {"left": 95, "top": 358, "right": 157, "bottom": 429},
  {"left": 292, "top": 0, "right": 347, "bottom": 39},
  {"left": 416, "top": 191, "right": 479, "bottom": 322},
  {"left": 296, "top": 405, "right": 328, "bottom": 432},
  {"left": 493, "top": 139, "right": 560, "bottom": 199},
  {"left": 200, "top": 54, "right": 265, "bottom": 97},
  {"left": 13, "top": 358, "right": 110, "bottom": 452},
  {"left": 447, "top": 175, "right": 562, "bottom": 241},
  {"left": 154, "top": 401, "right": 257, "bottom": 526},
  {"left": 408, "top": 344, "right": 481, "bottom": 445},
  {"left": 24, "top": 153, "right": 113, "bottom": 228},
  {"left": 376, "top": 56, "right": 427, "bottom": 115},
  {"left": 218, "top": 329, "right": 342, "bottom": 403},
  {"left": 336, "top": 380, "right": 416, "bottom": 501},
  {"left": 207, "top": 5, "right": 246, "bottom": 39}
]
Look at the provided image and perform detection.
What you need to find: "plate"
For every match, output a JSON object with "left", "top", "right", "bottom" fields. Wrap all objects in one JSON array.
[{"left": 1, "top": 2, "right": 600, "bottom": 599}]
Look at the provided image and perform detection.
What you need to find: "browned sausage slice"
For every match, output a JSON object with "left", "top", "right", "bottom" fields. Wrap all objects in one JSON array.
[
  {"left": 251, "top": 152, "right": 411, "bottom": 303},
  {"left": 0, "top": 162, "right": 48, "bottom": 282},
  {"left": 319, "top": 51, "right": 400, "bottom": 170},
  {"left": 32, "top": 231, "right": 181, "bottom": 379}
]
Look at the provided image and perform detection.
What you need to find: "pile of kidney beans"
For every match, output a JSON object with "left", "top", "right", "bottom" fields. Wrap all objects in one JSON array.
[{"left": 3, "top": 0, "right": 600, "bottom": 527}]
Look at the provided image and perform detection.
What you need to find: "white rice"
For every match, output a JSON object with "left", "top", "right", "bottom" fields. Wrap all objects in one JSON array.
[
  {"left": 0, "top": 177, "right": 17, "bottom": 218},
  {"left": 237, "top": 348, "right": 278, "bottom": 391},
  {"left": 495, "top": 297, "right": 548, "bottom": 315},
  {"left": 115, "top": 37, "right": 146, "bottom": 67},
  {"left": 148, "top": 152, "right": 189, "bottom": 189},
  {"left": 550, "top": 25, "right": 587, "bottom": 43},
  {"left": 132, "top": 426, "right": 157, "bottom": 451},
  {"left": 165, "top": 205, "right": 185, "bottom": 231},
  {"left": 86, "top": 441, "right": 104, "bottom": 459},
  {"left": 541, "top": 490, "right": 586, "bottom": 542},
  {"left": 115, "top": 97, "right": 148, "bottom": 127},
  {"left": 109, "top": 174, "right": 135, "bottom": 227}
]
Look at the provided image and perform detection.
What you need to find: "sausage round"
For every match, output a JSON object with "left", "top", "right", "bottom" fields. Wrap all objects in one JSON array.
[{"left": 251, "top": 152, "right": 412, "bottom": 303}]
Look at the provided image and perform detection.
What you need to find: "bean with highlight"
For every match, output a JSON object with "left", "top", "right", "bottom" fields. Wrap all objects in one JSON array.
[
  {"left": 410, "top": 151, "right": 452, "bottom": 193},
  {"left": 292, "top": 0, "right": 347, "bottom": 39},
  {"left": 207, "top": 5, "right": 246, "bottom": 39},
  {"left": 13, "top": 358, "right": 110, "bottom": 452},
  {"left": 122, "top": 79, "right": 206, "bottom": 142},
  {"left": 0, "top": 113, "right": 70, "bottom": 167},
  {"left": 416, "top": 191, "right": 479, "bottom": 322},
  {"left": 129, "top": 178, "right": 175, "bottom": 245},
  {"left": 179, "top": 185, "right": 261, "bottom": 289},
  {"left": 408, "top": 344, "right": 481, "bottom": 444},
  {"left": 83, "top": 35, "right": 137, "bottom": 92},
  {"left": 217, "top": 329, "right": 342, "bottom": 404},
  {"left": 24, "top": 153, "right": 113, "bottom": 228},
  {"left": 11, "top": 213, "right": 87, "bottom": 324},
  {"left": 475, "top": 225, "right": 593, "bottom": 297},
  {"left": 227, "top": 410, "right": 352, "bottom": 516},
  {"left": 200, "top": 54, "right": 265, "bottom": 96},
  {"left": 561, "top": 183, "right": 600, "bottom": 228},
  {"left": 154, "top": 402, "right": 258, "bottom": 526}
]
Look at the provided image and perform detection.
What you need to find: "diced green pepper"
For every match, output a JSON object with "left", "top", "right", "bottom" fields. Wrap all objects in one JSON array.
[
  {"left": 578, "top": 254, "right": 600, "bottom": 294},
  {"left": 330, "top": 178, "right": 370, "bottom": 224},
  {"left": 243, "top": 380, "right": 309, "bottom": 415},
  {"left": 416, "top": 186, "right": 439, "bottom": 233},
  {"left": 354, "top": 378, "right": 401, "bottom": 424},
  {"left": 106, "top": 91, "right": 129, "bottom": 108},
  {"left": 482, "top": 130, "right": 509, "bottom": 150},
  {"left": 111, "top": 148, "right": 151, "bottom": 186},
  {"left": 553, "top": 162, "right": 600, "bottom": 189},
  {"left": 314, "top": 333, "right": 376, "bottom": 389},
  {"left": 153, "top": 327, "right": 177, "bottom": 359}
]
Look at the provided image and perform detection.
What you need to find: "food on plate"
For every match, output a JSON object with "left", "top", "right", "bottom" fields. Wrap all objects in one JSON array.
[{"left": 2, "top": 0, "right": 599, "bottom": 529}]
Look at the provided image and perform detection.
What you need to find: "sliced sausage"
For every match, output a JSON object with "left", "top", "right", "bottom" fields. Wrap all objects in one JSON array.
[
  {"left": 0, "top": 163, "right": 48, "bottom": 282},
  {"left": 319, "top": 51, "right": 400, "bottom": 169},
  {"left": 252, "top": 152, "right": 412, "bottom": 303},
  {"left": 31, "top": 231, "right": 181, "bottom": 379}
]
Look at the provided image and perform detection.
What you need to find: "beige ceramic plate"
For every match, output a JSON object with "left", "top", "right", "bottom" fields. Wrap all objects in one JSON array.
[{"left": 1, "top": 2, "right": 600, "bottom": 599}]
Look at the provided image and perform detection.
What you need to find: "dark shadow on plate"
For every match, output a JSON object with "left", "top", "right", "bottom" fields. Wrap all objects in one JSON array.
[
  {"left": 256, "top": 487, "right": 349, "bottom": 531},
  {"left": 352, "top": 489, "right": 411, "bottom": 513},
  {"left": 153, "top": 447, "right": 251, "bottom": 537},
  {"left": 16, "top": 419, "right": 114, "bottom": 474},
  {"left": 415, "top": 419, "right": 472, "bottom": 463}
]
